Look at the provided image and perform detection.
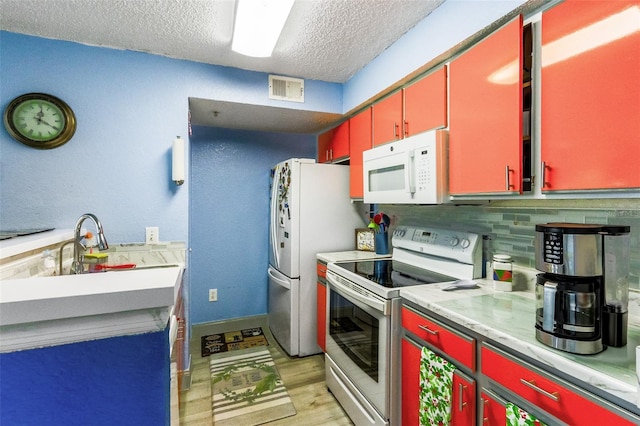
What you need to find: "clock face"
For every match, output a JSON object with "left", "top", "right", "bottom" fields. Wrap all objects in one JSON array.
[{"left": 3, "top": 93, "right": 76, "bottom": 149}]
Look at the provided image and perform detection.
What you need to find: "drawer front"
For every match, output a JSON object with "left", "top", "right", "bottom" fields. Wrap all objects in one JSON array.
[
  {"left": 316, "top": 262, "right": 327, "bottom": 280},
  {"left": 481, "top": 344, "right": 636, "bottom": 425},
  {"left": 402, "top": 306, "right": 475, "bottom": 371}
]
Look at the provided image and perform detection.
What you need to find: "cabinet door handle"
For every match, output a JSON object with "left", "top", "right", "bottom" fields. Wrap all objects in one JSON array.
[
  {"left": 505, "top": 165, "right": 513, "bottom": 191},
  {"left": 520, "top": 378, "right": 560, "bottom": 402},
  {"left": 325, "top": 150, "right": 329, "bottom": 162},
  {"left": 541, "top": 161, "right": 549, "bottom": 188},
  {"left": 404, "top": 120, "right": 409, "bottom": 137},
  {"left": 329, "top": 148, "right": 333, "bottom": 161},
  {"left": 394, "top": 122, "right": 400, "bottom": 139},
  {"left": 418, "top": 324, "right": 439, "bottom": 335},
  {"left": 458, "top": 383, "right": 468, "bottom": 412},
  {"left": 481, "top": 398, "right": 489, "bottom": 423}
]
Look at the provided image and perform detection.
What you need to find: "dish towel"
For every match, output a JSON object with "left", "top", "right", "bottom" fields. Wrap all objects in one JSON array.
[
  {"left": 419, "top": 346, "right": 456, "bottom": 426},
  {"left": 506, "top": 402, "right": 547, "bottom": 426}
]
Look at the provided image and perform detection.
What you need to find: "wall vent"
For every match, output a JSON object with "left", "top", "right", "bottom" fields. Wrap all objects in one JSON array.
[{"left": 269, "top": 75, "right": 304, "bottom": 103}]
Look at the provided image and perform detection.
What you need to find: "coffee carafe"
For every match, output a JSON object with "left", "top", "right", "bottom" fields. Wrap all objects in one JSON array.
[{"left": 534, "top": 223, "right": 630, "bottom": 355}]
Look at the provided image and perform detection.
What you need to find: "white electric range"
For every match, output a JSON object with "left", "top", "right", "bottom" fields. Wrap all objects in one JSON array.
[{"left": 325, "top": 225, "right": 482, "bottom": 425}]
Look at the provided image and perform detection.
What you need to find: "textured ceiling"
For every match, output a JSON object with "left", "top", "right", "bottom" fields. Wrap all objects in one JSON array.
[{"left": 1, "top": 0, "right": 445, "bottom": 133}]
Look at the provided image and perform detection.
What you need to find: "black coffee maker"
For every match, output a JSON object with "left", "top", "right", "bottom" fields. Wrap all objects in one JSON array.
[{"left": 534, "top": 223, "right": 631, "bottom": 355}]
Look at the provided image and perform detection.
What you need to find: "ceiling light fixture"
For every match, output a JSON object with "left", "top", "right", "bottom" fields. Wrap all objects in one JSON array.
[{"left": 232, "top": 0, "right": 295, "bottom": 58}]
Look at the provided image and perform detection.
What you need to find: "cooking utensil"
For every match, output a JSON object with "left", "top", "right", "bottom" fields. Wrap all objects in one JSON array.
[
  {"left": 93, "top": 263, "right": 137, "bottom": 271},
  {"left": 441, "top": 280, "right": 479, "bottom": 291}
]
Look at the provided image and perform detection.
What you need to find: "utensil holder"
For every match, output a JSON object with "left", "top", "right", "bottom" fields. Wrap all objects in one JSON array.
[{"left": 375, "top": 231, "right": 389, "bottom": 255}]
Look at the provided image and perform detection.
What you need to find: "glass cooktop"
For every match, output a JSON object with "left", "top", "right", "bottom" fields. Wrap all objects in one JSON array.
[{"left": 334, "top": 259, "right": 457, "bottom": 288}]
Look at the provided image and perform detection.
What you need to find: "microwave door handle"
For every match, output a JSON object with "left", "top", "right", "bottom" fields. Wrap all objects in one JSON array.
[{"left": 407, "top": 150, "right": 416, "bottom": 195}]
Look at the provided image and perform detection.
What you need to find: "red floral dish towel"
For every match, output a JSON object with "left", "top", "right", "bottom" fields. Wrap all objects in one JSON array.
[
  {"left": 419, "top": 346, "right": 456, "bottom": 425},
  {"left": 506, "top": 402, "right": 547, "bottom": 426}
]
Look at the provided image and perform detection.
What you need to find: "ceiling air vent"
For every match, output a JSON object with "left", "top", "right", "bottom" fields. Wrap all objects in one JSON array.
[{"left": 269, "top": 75, "right": 304, "bottom": 103}]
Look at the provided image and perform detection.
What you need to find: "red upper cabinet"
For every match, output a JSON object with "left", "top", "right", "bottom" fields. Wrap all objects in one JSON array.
[
  {"left": 331, "top": 120, "right": 350, "bottom": 161},
  {"left": 449, "top": 16, "right": 524, "bottom": 195},
  {"left": 317, "top": 129, "right": 332, "bottom": 163},
  {"left": 318, "top": 120, "right": 349, "bottom": 163},
  {"left": 349, "top": 107, "right": 373, "bottom": 199},
  {"left": 372, "top": 90, "right": 403, "bottom": 146},
  {"left": 404, "top": 66, "right": 448, "bottom": 137},
  {"left": 540, "top": 0, "right": 640, "bottom": 191}
]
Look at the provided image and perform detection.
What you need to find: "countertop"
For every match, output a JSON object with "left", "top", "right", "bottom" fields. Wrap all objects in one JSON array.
[
  {"left": 400, "top": 281, "right": 640, "bottom": 413},
  {"left": 0, "top": 229, "right": 73, "bottom": 260},
  {"left": 317, "top": 250, "right": 392, "bottom": 263},
  {"left": 0, "top": 266, "right": 183, "bottom": 353}
]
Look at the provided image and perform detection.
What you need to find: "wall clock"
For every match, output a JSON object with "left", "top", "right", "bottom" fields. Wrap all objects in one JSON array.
[
  {"left": 355, "top": 228, "right": 375, "bottom": 252},
  {"left": 3, "top": 93, "right": 77, "bottom": 149}
]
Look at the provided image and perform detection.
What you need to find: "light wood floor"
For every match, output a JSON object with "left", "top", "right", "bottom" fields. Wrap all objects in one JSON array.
[{"left": 179, "top": 316, "right": 354, "bottom": 425}]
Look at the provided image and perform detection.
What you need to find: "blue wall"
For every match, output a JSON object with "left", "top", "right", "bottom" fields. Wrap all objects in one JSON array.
[
  {"left": 189, "top": 126, "right": 315, "bottom": 324},
  {"left": 0, "top": 31, "right": 341, "bottom": 243},
  {"left": 0, "top": 330, "right": 169, "bottom": 426}
]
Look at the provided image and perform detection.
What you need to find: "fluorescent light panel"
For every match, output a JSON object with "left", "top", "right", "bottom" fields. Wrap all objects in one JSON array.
[{"left": 232, "top": 0, "right": 295, "bottom": 58}]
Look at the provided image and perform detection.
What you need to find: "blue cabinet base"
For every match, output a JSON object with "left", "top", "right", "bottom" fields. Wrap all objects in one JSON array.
[{"left": 1, "top": 329, "right": 170, "bottom": 426}]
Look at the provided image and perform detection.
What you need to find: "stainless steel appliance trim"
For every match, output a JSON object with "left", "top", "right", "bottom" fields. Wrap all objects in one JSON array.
[
  {"left": 542, "top": 280, "right": 557, "bottom": 332},
  {"left": 327, "top": 270, "right": 390, "bottom": 315},
  {"left": 535, "top": 328, "right": 603, "bottom": 355},
  {"left": 534, "top": 229, "right": 603, "bottom": 276}
]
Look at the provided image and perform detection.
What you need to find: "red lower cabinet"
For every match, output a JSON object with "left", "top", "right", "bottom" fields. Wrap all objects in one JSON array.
[
  {"left": 452, "top": 371, "right": 476, "bottom": 425},
  {"left": 401, "top": 338, "right": 421, "bottom": 426},
  {"left": 401, "top": 337, "right": 476, "bottom": 426},
  {"left": 481, "top": 390, "right": 507, "bottom": 426},
  {"left": 482, "top": 344, "right": 636, "bottom": 425},
  {"left": 316, "top": 261, "right": 327, "bottom": 352}
]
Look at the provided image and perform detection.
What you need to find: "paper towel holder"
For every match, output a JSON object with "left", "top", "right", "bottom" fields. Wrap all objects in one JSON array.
[{"left": 172, "top": 136, "right": 185, "bottom": 186}]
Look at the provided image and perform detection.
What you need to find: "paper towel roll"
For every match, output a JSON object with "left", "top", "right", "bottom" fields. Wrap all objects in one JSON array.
[{"left": 172, "top": 136, "right": 185, "bottom": 184}]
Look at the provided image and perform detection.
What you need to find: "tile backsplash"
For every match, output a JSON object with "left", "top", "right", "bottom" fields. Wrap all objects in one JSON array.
[{"left": 381, "top": 199, "right": 640, "bottom": 290}]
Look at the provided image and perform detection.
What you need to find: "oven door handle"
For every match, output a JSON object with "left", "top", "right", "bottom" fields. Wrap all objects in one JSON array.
[{"left": 327, "top": 273, "right": 389, "bottom": 315}]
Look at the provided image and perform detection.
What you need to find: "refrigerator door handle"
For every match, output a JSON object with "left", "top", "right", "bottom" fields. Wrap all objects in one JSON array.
[
  {"left": 270, "top": 167, "right": 281, "bottom": 268},
  {"left": 268, "top": 268, "right": 291, "bottom": 290}
]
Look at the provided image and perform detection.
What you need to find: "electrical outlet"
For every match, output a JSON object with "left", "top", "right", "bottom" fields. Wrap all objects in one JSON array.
[
  {"left": 209, "top": 289, "right": 218, "bottom": 302},
  {"left": 146, "top": 227, "right": 159, "bottom": 244}
]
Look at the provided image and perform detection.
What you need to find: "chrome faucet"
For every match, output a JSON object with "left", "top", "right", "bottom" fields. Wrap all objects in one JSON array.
[{"left": 58, "top": 213, "right": 109, "bottom": 274}]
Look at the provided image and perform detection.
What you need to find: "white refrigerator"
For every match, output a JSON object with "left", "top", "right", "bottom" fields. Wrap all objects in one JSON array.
[{"left": 268, "top": 158, "right": 365, "bottom": 356}]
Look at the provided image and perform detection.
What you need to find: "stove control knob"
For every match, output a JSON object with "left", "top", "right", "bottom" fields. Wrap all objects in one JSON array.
[
  {"left": 450, "top": 237, "right": 460, "bottom": 247},
  {"left": 461, "top": 239, "right": 471, "bottom": 249}
]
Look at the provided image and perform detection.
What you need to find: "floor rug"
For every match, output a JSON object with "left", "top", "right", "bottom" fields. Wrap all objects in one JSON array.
[
  {"left": 210, "top": 348, "right": 296, "bottom": 425},
  {"left": 201, "top": 327, "right": 268, "bottom": 357}
]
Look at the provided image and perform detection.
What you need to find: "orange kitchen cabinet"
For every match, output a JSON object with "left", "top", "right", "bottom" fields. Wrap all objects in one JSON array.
[
  {"left": 318, "top": 120, "right": 349, "bottom": 163},
  {"left": 540, "top": 0, "right": 640, "bottom": 191},
  {"left": 349, "top": 107, "right": 372, "bottom": 199},
  {"left": 372, "top": 90, "right": 403, "bottom": 146},
  {"left": 449, "top": 16, "right": 524, "bottom": 195},
  {"left": 402, "top": 337, "right": 476, "bottom": 426},
  {"left": 482, "top": 344, "right": 637, "bottom": 425},
  {"left": 316, "top": 261, "right": 327, "bottom": 352},
  {"left": 404, "top": 65, "right": 448, "bottom": 137}
]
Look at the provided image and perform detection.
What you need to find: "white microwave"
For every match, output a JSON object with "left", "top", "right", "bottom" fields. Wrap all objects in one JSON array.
[{"left": 363, "top": 130, "right": 448, "bottom": 204}]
